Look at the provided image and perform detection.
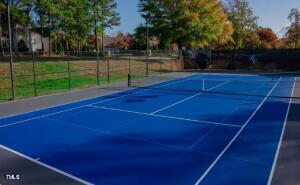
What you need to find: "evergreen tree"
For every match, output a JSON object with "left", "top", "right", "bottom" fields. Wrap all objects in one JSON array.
[
  {"left": 89, "top": 0, "right": 120, "bottom": 54},
  {"left": 101, "top": 0, "right": 120, "bottom": 52}
]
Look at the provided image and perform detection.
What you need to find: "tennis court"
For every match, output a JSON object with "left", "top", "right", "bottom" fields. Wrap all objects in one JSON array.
[{"left": 0, "top": 73, "right": 297, "bottom": 185}]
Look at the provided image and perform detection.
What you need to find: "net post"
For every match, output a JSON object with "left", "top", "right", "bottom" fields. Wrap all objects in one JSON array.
[{"left": 128, "top": 73, "right": 131, "bottom": 88}]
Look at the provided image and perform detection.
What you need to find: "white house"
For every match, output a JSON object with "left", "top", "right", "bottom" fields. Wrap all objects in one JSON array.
[
  {"left": 18, "top": 32, "right": 49, "bottom": 52},
  {"left": 12, "top": 24, "right": 50, "bottom": 52},
  {"left": 30, "top": 32, "right": 49, "bottom": 52}
]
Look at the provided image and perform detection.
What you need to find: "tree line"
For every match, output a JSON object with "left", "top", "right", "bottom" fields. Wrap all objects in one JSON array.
[
  {"left": 0, "top": 0, "right": 299, "bottom": 56},
  {"left": 0, "top": 0, "right": 120, "bottom": 55},
  {"left": 136, "top": 0, "right": 300, "bottom": 50}
]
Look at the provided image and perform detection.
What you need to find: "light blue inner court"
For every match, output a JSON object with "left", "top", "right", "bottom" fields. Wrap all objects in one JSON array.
[{"left": 0, "top": 73, "right": 295, "bottom": 185}]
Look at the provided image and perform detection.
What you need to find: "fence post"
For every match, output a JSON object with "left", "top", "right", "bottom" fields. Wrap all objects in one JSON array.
[
  {"left": 160, "top": 51, "right": 162, "bottom": 74},
  {"left": 7, "top": 4, "right": 16, "bottom": 100},
  {"left": 146, "top": 50, "right": 149, "bottom": 76},
  {"left": 209, "top": 49, "right": 212, "bottom": 67},
  {"left": 96, "top": 51, "right": 100, "bottom": 86},
  {"left": 171, "top": 56, "right": 173, "bottom": 72},
  {"left": 107, "top": 56, "right": 110, "bottom": 84},
  {"left": 180, "top": 50, "right": 183, "bottom": 72},
  {"left": 67, "top": 46, "right": 71, "bottom": 89},
  {"left": 128, "top": 55, "right": 131, "bottom": 75},
  {"left": 32, "top": 51, "right": 37, "bottom": 96}
]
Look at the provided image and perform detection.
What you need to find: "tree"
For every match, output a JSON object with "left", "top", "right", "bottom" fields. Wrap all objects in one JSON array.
[
  {"left": 55, "top": 0, "right": 78, "bottom": 52},
  {"left": 138, "top": 0, "right": 232, "bottom": 49},
  {"left": 33, "top": 0, "right": 48, "bottom": 53},
  {"left": 72, "top": 0, "right": 92, "bottom": 53},
  {"left": 6, "top": 0, "right": 30, "bottom": 52},
  {"left": 243, "top": 31, "right": 260, "bottom": 48},
  {"left": 257, "top": 27, "right": 278, "bottom": 48},
  {"left": 0, "top": 0, "right": 121, "bottom": 54},
  {"left": 89, "top": 0, "right": 120, "bottom": 54},
  {"left": 111, "top": 32, "right": 135, "bottom": 50},
  {"left": 34, "top": 0, "right": 57, "bottom": 55},
  {"left": 138, "top": 0, "right": 171, "bottom": 49},
  {"left": 0, "top": 2, "right": 5, "bottom": 56},
  {"left": 286, "top": 8, "right": 300, "bottom": 48},
  {"left": 134, "top": 23, "right": 153, "bottom": 50},
  {"left": 226, "top": 0, "right": 259, "bottom": 49},
  {"left": 150, "top": 36, "right": 159, "bottom": 49},
  {"left": 89, "top": 0, "right": 101, "bottom": 54},
  {"left": 101, "top": 0, "right": 120, "bottom": 51}
]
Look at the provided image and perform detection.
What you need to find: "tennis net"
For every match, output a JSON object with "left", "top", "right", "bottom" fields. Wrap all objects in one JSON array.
[{"left": 128, "top": 73, "right": 299, "bottom": 99}]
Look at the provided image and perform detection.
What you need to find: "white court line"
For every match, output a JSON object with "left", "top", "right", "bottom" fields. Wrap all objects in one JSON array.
[
  {"left": 0, "top": 75, "right": 197, "bottom": 128},
  {"left": 188, "top": 126, "right": 218, "bottom": 151},
  {"left": 219, "top": 82, "right": 266, "bottom": 124},
  {"left": 150, "top": 81, "right": 230, "bottom": 115},
  {"left": 44, "top": 117, "right": 213, "bottom": 156},
  {"left": 153, "top": 114, "right": 241, "bottom": 128},
  {"left": 194, "top": 77, "right": 282, "bottom": 185},
  {"left": 88, "top": 105, "right": 241, "bottom": 128},
  {"left": 187, "top": 71, "right": 258, "bottom": 77},
  {"left": 0, "top": 145, "right": 93, "bottom": 185},
  {"left": 267, "top": 77, "right": 296, "bottom": 185},
  {"left": 0, "top": 73, "right": 197, "bottom": 120},
  {"left": 0, "top": 106, "right": 95, "bottom": 128}
]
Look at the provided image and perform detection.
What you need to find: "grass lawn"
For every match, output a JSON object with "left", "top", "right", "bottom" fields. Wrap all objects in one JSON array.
[{"left": 0, "top": 56, "right": 176, "bottom": 102}]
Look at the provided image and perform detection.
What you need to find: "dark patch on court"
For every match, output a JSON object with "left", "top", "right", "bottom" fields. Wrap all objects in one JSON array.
[
  {"left": 0, "top": 72, "right": 190, "bottom": 184},
  {"left": 271, "top": 77, "right": 300, "bottom": 185}
]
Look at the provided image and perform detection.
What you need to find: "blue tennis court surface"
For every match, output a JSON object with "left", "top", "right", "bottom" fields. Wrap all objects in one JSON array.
[{"left": 0, "top": 73, "right": 296, "bottom": 185}]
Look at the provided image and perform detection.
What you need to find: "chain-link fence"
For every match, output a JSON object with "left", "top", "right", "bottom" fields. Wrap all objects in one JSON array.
[
  {"left": 183, "top": 49, "right": 300, "bottom": 71},
  {"left": 0, "top": 50, "right": 183, "bottom": 102}
]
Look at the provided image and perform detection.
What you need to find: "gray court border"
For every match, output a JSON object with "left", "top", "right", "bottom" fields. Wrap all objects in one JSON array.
[
  {"left": 271, "top": 77, "right": 300, "bottom": 185},
  {"left": 0, "top": 72, "right": 192, "bottom": 185},
  {"left": 0, "top": 72, "right": 299, "bottom": 185}
]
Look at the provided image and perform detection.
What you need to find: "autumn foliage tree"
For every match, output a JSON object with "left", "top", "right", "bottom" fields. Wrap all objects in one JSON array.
[
  {"left": 258, "top": 27, "right": 278, "bottom": 48},
  {"left": 138, "top": 0, "right": 233, "bottom": 49},
  {"left": 111, "top": 33, "right": 135, "bottom": 50},
  {"left": 285, "top": 8, "right": 300, "bottom": 48}
]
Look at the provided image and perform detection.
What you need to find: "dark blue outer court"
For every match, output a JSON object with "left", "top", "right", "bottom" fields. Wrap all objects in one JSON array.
[{"left": 0, "top": 74, "right": 295, "bottom": 185}]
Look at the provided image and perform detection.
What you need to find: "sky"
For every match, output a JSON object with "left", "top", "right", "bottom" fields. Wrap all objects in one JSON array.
[{"left": 107, "top": 0, "right": 300, "bottom": 37}]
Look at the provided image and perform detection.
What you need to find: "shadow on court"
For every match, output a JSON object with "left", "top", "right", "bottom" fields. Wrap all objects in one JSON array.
[{"left": 271, "top": 78, "right": 300, "bottom": 185}]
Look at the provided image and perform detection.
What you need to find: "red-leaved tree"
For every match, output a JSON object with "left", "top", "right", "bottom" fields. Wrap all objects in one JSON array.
[
  {"left": 258, "top": 27, "right": 278, "bottom": 48},
  {"left": 111, "top": 33, "right": 135, "bottom": 50}
]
